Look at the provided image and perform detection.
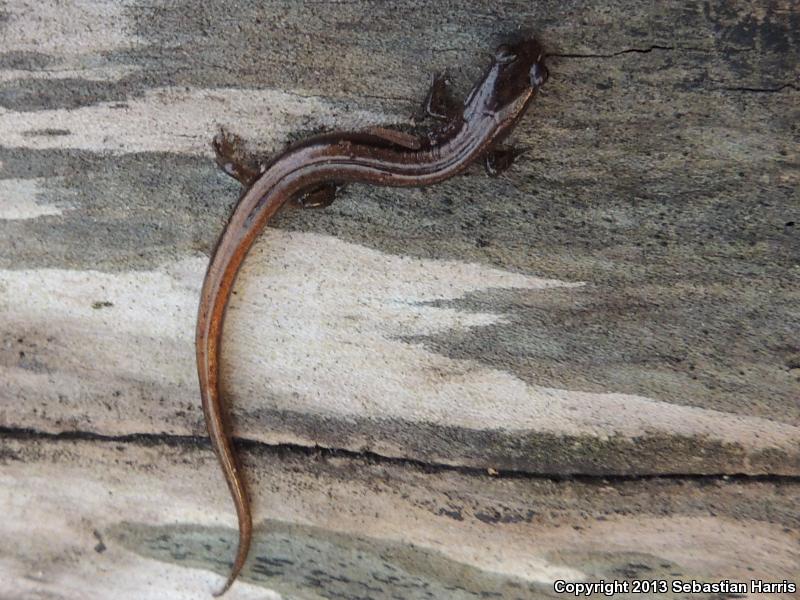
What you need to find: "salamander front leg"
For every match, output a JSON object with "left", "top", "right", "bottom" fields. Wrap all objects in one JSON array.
[
  {"left": 483, "top": 145, "right": 525, "bottom": 177},
  {"left": 212, "top": 128, "right": 266, "bottom": 189},
  {"left": 422, "top": 71, "right": 459, "bottom": 121}
]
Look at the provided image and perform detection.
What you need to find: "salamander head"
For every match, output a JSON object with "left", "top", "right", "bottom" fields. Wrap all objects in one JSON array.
[{"left": 477, "top": 38, "right": 548, "bottom": 118}]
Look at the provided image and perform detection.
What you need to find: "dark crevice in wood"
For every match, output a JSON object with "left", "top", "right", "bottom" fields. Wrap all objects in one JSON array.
[
  {"left": 2, "top": 426, "right": 799, "bottom": 485},
  {"left": 547, "top": 44, "right": 763, "bottom": 59},
  {"left": 717, "top": 83, "right": 799, "bottom": 93},
  {"left": 548, "top": 45, "right": 681, "bottom": 58}
]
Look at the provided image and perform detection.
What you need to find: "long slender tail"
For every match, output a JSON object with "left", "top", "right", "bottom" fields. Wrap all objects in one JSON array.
[
  {"left": 201, "top": 375, "right": 252, "bottom": 597},
  {"left": 196, "top": 228, "right": 255, "bottom": 596},
  {"left": 195, "top": 174, "right": 292, "bottom": 595}
]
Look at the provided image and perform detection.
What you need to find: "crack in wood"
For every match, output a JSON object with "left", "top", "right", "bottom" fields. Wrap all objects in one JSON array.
[
  {"left": 548, "top": 45, "right": 681, "bottom": 58},
  {"left": 548, "top": 44, "right": 764, "bottom": 58},
  {"left": 2, "top": 426, "right": 798, "bottom": 484},
  {"left": 717, "top": 83, "right": 799, "bottom": 93}
]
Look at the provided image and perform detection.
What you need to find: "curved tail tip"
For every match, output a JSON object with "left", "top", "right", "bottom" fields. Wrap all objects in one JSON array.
[{"left": 213, "top": 574, "right": 237, "bottom": 597}]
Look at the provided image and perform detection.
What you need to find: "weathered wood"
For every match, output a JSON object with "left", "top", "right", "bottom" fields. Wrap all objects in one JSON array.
[
  {"left": 2, "top": 436, "right": 798, "bottom": 599},
  {"left": 0, "top": 0, "right": 799, "bottom": 596},
  {"left": 1, "top": 0, "right": 798, "bottom": 476}
]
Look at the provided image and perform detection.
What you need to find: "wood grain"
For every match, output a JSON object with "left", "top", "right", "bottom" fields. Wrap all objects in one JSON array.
[
  {"left": 0, "top": 0, "right": 798, "bottom": 596},
  {"left": 2, "top": 436, "right": 798, "bottom": 599}
]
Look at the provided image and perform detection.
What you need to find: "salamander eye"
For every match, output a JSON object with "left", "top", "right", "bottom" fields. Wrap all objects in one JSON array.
[{"left": 494, "top": 44, "right": 518, "bottom": 64}]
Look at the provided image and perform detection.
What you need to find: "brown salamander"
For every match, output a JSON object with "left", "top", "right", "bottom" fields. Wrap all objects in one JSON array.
[{"left": 196, "top": 38, "right": 548, "bottom": 595}]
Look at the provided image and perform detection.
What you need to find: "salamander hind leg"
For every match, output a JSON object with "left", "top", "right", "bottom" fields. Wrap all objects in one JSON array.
[
  {"left": 292, "top": 182, "right": 341, "bottom": 209},
  {"left": 212, "top": 128, "right": 265, "bottom": 188}
]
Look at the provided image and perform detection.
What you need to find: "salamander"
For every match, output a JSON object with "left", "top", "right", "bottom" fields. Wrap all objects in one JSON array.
[{"left": 196, "top": 38, "right": 548, "bottom": 595}]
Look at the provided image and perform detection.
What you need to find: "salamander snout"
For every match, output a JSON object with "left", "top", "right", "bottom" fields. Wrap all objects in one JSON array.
[
  {"left": 479, "top": 38, "right": 548, "bottom": 114},
  {"left": 530, "top": 61, "right": 548, "bottom": 88},
  {"left": 493, "top": 38, "right": 548, "bottom": 92}
]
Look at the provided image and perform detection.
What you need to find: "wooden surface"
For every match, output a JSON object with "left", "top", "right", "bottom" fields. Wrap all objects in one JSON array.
[
  {"left": 1, "top": 0, "right": 798, "bottom": 598},
  {"left": 2, "top": 435, "right": 799, "bottom": 599}
]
